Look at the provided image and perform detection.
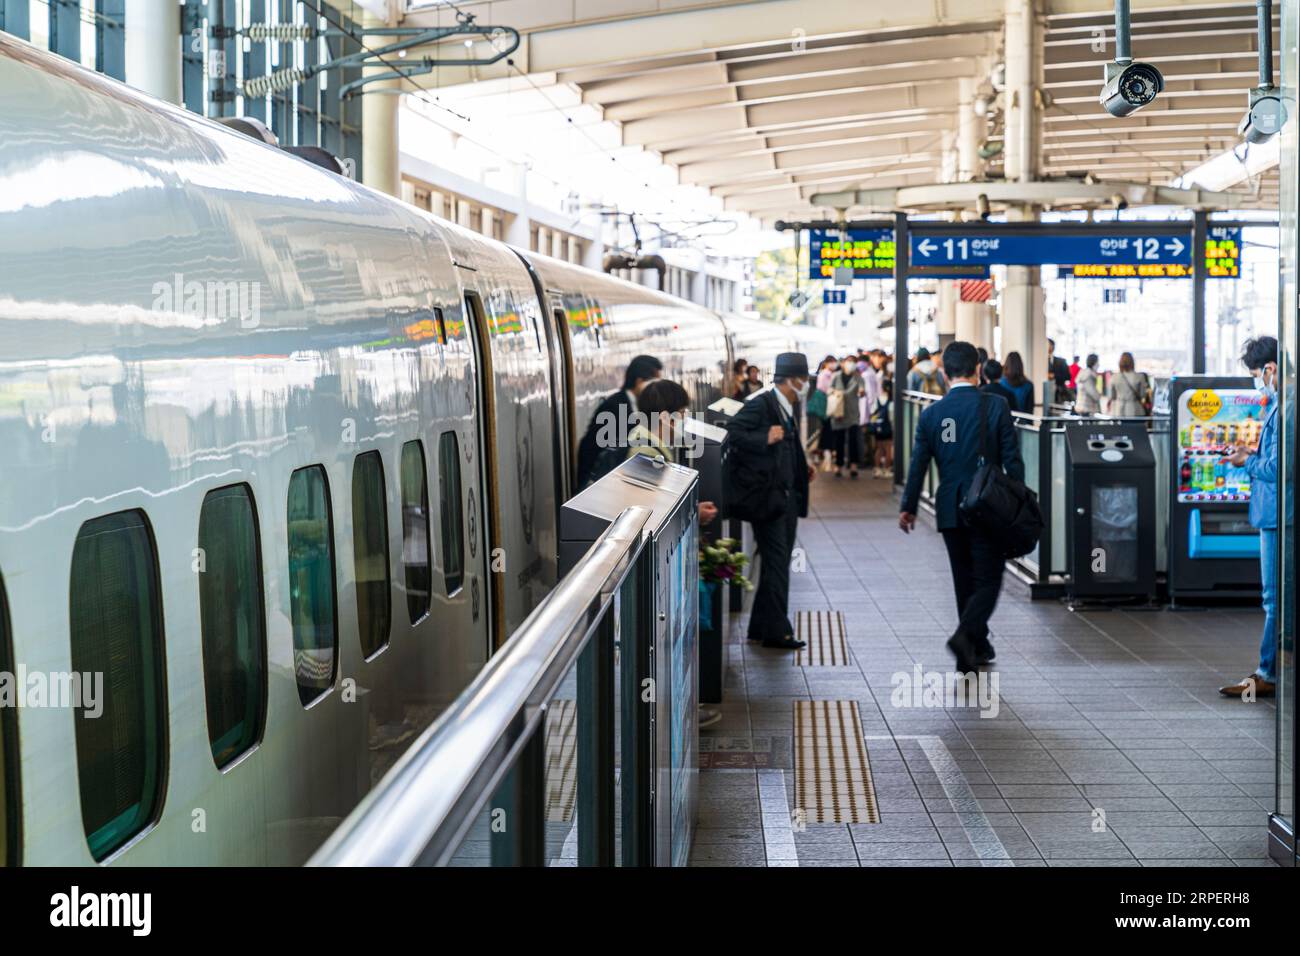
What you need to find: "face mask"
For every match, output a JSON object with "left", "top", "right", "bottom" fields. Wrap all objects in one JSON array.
[{"left": 1257, "top": 370, "right": 1276, "bottom": 398}]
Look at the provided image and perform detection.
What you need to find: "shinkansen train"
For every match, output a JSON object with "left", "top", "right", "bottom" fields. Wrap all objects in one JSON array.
[{"left": 0, "top": 35, "right": 828, "bottom": 866}]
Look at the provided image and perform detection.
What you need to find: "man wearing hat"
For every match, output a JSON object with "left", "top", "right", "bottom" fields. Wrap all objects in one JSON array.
[{"left": 725, "top": 352, "right": 816, "bottom": 649}]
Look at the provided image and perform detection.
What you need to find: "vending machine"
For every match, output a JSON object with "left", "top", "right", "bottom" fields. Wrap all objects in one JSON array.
[{"left": 1167, "top": 376, "right": 1263, "bottom": 601}]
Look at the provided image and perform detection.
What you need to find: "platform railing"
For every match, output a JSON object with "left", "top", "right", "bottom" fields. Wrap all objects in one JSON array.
[
  {"left": 308, "top": 505, "right": 653, "bottom": 867},
  {"left": 899, "top": 390, "right": 1169, "bottom": 590}
]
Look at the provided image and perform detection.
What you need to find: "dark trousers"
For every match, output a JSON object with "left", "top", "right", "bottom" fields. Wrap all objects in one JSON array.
[
  {"left": 940, "top": 525, "right": 1005, "bottom": 649},
  {"left": 747, "top": 499, "right": 799, "bottom": 641},
  {"left": 829, "top": 426, "right": 863, "bottom": 468}
]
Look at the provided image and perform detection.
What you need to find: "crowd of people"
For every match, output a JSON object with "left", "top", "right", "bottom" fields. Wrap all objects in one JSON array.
[{"left": 574, "top": 337, "right": 1280, "bottom": 695}]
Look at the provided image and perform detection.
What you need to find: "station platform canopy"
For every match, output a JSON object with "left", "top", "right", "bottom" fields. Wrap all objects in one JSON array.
[{"left": 401, "top": 0, "right": 1280, "bottom": 227}]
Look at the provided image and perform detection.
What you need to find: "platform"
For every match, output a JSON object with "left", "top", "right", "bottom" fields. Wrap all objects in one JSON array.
[{"left": 693, "top": 472, "right": 1277, "bottom": 867}]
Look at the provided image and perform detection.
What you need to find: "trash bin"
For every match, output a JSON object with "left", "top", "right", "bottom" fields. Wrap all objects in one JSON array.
[{"left": 1064, "top": 423, "right": 1157, "bottom": 603}]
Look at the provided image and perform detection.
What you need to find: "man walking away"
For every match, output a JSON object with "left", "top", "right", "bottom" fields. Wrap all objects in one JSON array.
[
  {"left": 576, "top": 354, "right": 662, "bottom": 488},
  {"left": 899, "top": 342, "right": 1024, "bottom": 672},
  {"left": 1221, "top": 336, "right": 1280, "bottom": 699},
  {"left": 727, "top": 353, "right": 816, "bottom": 650}
]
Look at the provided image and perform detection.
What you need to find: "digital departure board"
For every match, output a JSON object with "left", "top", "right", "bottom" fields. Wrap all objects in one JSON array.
[
  {"left": 808, "top": 228, "right": 894, "bottom": 278},
  {"left": 1065, "top": 263, "right": 1193, "bottom": 278},
  {"left": 1205, "top": 226, "right": 1241, "bottom": 278}
]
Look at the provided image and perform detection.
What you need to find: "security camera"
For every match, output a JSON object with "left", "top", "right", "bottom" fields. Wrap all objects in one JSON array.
[
  {"left": 976, "top": 194, "right": 991, "bottom": 222},
  {"left": 1111, "top": 194, "right": 1128, "bottom": 212},
  {"left": 1099, "top": 61, "right": 1163, "bottom": 118},
  {"left": 1239, "top": 87, "right": 1286, "bottom": 145}
]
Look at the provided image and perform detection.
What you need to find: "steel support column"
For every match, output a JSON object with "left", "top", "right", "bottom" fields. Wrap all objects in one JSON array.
[
  {"left": 893, "top": 212, "right": 910, "bottom": 486},
  {"left": 1192, "top": 209, "right": 1208, "bottom": 374}
]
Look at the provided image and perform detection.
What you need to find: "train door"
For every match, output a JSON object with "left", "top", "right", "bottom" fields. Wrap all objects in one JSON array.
[
  {"left": 546, "top": 292, "right": 577, "bottom": 502},
  {"left": 461, "top": 287, "right": 506, "bottom": 655}
]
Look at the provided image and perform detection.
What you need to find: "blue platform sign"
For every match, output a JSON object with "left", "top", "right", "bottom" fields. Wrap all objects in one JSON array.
[
  {"left": 910, "top": 232, "right": 1192, "bottom": 268},
  {"left": 823, "top": 288, "right": 847, "bottom": 304}
]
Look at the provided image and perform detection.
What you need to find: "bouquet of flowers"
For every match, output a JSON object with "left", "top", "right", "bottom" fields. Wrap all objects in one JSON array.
[{"left": 699, "top": 538, "right": 752, "bottom": 591}]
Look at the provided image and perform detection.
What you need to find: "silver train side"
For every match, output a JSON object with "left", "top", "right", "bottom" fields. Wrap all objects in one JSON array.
[{"left": 0, "top": 35, "right": 829, "bottom": 866}]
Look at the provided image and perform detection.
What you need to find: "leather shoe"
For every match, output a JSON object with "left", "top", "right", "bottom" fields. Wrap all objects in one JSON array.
[
  {"left": 1219, "top": 675, "right": 1276, "bottom": 698},
  {"left": 973, "top": 639, "right": 996, "bottom": 666},
  {"left": 762, "top": 636, "right": 806, "bottom": 650},
  {"left": 947, "top": 630, "right": 978, "bottom": 673}
]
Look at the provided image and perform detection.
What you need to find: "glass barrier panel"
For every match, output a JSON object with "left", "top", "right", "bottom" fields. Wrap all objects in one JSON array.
[{"left": 544, "top": 652, "right": 581, "bottom": 867}]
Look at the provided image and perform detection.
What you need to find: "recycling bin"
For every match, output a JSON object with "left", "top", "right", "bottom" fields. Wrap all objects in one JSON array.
[{"left": 1064, "top": 423, "right": 1157, "bottom": 602}]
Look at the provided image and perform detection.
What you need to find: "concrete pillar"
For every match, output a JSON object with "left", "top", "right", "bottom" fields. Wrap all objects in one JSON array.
[
  {"left": 998, "top": 0, "right": 1046, "bottom": 400},
  {"left": 936, "top": 280, "right": 958, "bottom": 349},
  {"left": 956, "top": 301, "right": 994, "bottom": 351},
  {"left": 956, "top": 76, "right": 982, "bottom": 182},
  {"left": 124, "top": 0, "right": 181, "bottom": 104},
  {"left": 361, "top": 11, "right": 400, "bottom": 197},
  {"left": 505, "top": 162, "right": 531, "bottom": 249},
  {"left": 1002, "top": 204, "right": 1047, "bottom": 392},
  {"left": 1002, "top": 0, "right": 1041, "bottom": 185}
]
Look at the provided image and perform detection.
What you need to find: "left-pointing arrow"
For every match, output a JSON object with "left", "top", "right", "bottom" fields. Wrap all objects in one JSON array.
[{"left": 917, "top": 239, "right": 936, "bottom": 257}]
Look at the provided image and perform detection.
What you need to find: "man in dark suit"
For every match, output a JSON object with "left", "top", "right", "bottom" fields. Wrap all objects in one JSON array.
[
  {"left": 575, "top": 354, "right": 663, "bottom": 488},
  {"left": 980, "top": 358, "right": 1019, "bottom": 409},
  {"left": 1048, "top": 337, "right": 1072, "bottom": 404},
  {"left": 899, "top": 342, "right": 1024, "bottom": 671},
  {"left": 727, "top": 352, "right": 816, "bottom": 649}
]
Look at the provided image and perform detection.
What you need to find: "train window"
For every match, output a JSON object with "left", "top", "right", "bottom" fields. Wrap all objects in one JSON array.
[
  {"left": 1, "top": 572, "right": 17, "bottom": 866},
  {"left": 352, "top": 451, "right": 392, "bottom": 657},
  {"left": 434, "top": 307, "right": 447, "bottom": 345},
  {"left": 438, "top": 431, "right": 465, "bottom": 596},
  {"left": 197, "top": 485, "right": 267, "bottom": 769},
  {"left": 287, "top": 466, "right": 338, "bottom": 706},
  {"left": 401, "top": 440, "right": 432, "bottom": 624},
  {"left": 69, "top": 510, "right": 168, "bottom": 862}
]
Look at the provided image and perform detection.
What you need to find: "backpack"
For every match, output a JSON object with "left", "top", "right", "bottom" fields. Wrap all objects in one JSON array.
[{"left": 920, "top": 368, "right": 944, "bottom": 396}]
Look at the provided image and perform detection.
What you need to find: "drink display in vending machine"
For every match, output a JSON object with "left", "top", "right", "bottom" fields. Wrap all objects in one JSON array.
[
  {"left": 1167, "top": 377, "right": 1263, "bottom": 601},
  {"left": 1176, "top": 396, "right": 1263, "bottom": 503}
]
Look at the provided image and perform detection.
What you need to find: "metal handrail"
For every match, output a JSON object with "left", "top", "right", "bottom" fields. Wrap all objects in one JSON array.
[{"left": 308, "top": 505, "right": 653, "bottom": 867}]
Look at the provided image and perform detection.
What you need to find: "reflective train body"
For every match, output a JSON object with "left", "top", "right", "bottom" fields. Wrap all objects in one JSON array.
[{"left": 0, "top": 35, "right": 826, "bottom": 866}]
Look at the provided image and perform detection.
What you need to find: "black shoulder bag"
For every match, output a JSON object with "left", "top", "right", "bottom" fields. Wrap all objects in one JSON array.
[{"left": 958, "top": 392, "right": 1044, "bottom": 558}]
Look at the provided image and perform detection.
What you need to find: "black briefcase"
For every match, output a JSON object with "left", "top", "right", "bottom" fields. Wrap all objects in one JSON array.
[{"left": 959, "top": 393, "right": 1044, "bottom": 558}]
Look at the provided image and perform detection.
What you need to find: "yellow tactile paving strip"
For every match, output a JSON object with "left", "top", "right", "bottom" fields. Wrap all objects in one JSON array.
[
  {"left": 794, "top": 610, "right": 851, "bottom": 666},
  {"left": 544, "top": 698, "right": 577, "bottom": 823},
  {"left": 793, "top": 700, "right": 880, "bottom": 824}
]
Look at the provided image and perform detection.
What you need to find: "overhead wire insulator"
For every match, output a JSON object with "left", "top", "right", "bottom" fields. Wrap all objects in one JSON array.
[
  {"left": 242, "top": 68, "right": 308, "bottom": 98},
  {"left": 245, "top": 24, "right": 315, "bottom": 42}
]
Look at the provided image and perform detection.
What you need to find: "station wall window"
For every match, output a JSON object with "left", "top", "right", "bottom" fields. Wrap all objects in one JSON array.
[
  {"left": 197, "top": 484, "right": 267, "bottom": 769},
  {"left": 287, "top": 466, "right": 338, "bottom": 706},
  {"left": 1, "top": 572, "right": 17, "bottom": 866},
  {"left": 69, "top": 510, "right": 168, "bottom": 862},
  {"left": 438, "top": 431, "right": 465, "bottom": 596},
  {"left": 352, "top": 451, "right": 392, "bottom": 657},
  {"left": 401, "top": 440, "right": 432, "bottom": 624}
]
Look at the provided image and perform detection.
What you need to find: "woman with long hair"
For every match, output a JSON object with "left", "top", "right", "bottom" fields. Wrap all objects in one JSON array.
[{"left": 1001, "top": 351, "right": 1034, "bottom": 413}]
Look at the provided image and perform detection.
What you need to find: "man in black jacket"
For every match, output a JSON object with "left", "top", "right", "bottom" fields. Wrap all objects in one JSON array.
[
  {"left": 899, "top": 342, "right": 1024, "bottom": 672},
  {"left": 576, "top": 354, "right": 663, "bottom": 488},
  {"left": 727, "top": 352, "right": 816, "bottom": 649}
]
